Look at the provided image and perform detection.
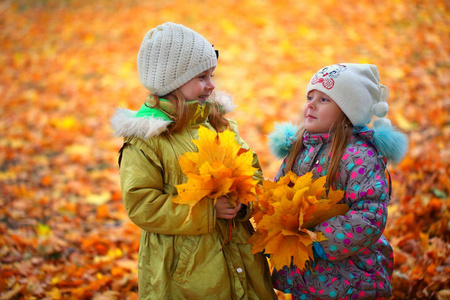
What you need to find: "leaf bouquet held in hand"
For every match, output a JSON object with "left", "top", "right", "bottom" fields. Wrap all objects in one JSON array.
[
  {"left": 249, "top": 171, "right": 349, "bottom": 270},
  {"left": 172, "top": 126, "right": 258, "bottom": 224}
]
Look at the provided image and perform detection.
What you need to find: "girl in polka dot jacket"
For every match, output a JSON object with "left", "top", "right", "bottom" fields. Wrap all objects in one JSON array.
[{"left": 268, "top": 63, "right": 408, "bottom": 300}]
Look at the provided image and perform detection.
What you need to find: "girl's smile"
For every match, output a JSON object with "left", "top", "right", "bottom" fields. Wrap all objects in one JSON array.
[
  {"left": 178, "top": 67, "right": 216, "bottom": 104},
  {"left": 198, "top": 93, "right": 212, "bottom": 102}
]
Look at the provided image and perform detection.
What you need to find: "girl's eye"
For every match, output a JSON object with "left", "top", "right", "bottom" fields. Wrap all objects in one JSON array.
[
  {"left": 306, "top": 96, "right": 312, "bottom": 101},
  {"left": 321, "top": 97, "right": 330, "bottom": 102},
  {"left": 199, "top": 73, "right": 213, "bottom": 80}
]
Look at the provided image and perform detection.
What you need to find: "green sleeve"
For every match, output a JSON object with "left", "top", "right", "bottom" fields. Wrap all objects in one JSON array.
[
  {"left": 227, "top": 120, "right": 263, "bottom": 222},
  {"left": 119, "top": 142, "right": 216, "bottom": 235}
]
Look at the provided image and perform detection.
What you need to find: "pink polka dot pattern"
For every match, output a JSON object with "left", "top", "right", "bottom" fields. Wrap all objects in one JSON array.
[{"left": 272, "top": 127, "right": 393, "bottom": 299}]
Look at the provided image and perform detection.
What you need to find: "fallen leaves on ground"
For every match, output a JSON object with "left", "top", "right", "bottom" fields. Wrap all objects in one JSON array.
[{"left": 0, "top": 0, "right": 448, "bottom": 299}]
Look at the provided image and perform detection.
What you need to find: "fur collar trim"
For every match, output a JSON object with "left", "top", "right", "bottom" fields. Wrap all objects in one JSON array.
[
  {"left": 268, "top": 122, "right": 408, "bottom": 164},
  {"left": 110, "top": 91, "right": 236, "bottom": 139}
]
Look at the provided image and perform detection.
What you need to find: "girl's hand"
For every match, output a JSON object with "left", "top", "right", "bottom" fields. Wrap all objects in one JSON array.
[{"left": 215, "top": 196, "right": 242, "bottom": 219}]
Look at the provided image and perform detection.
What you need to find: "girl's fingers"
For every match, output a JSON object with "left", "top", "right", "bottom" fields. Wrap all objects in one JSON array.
[
  {"left": 215, "top": 197, "right": 242, "bottom": 219},
  {"left": 221, "top": 214, "right": 236, "bottom": 220},
  {"left": 217, "top": 208, "right": 238, "bottom": 219}
]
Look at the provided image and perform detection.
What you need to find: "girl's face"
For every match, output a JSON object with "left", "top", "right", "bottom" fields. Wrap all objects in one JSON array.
[
  {"left": 178, "top": 67, "right": 216, "bottom": 104},
  {"left": 303, "top": 90, "right": 344, "bottom": 133}
]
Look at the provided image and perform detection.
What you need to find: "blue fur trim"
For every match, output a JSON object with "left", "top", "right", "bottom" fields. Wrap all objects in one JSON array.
[
  {"left": 373, "top": 126, "right": 408, "bottom": 164},
  {"left": 267, "top": 123, "right": 300, "bottom": 159}
]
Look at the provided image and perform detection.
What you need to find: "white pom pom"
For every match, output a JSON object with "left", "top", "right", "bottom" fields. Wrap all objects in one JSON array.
[
  {"left": 373, "top": 117, "right": 391, "bottom": 128},
  {"left": 372, "top": 102, "right": 389, "bottom": 118}
]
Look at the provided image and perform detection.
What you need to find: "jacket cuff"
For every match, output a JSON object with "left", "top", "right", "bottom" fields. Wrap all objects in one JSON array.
[
  {"left": 312, "top": 242, "right": 327, "bottom": 260},
  {"left": 235, "top": 202, "right": 253, "bottom": 222}
]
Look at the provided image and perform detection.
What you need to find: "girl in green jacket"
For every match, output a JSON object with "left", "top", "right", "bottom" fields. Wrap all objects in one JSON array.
[{"left": 111, "top": 22, "right": 276, "bottom": 300}]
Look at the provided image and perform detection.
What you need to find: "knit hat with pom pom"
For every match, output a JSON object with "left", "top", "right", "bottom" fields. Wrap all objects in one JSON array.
[
  {"left": 306, "top": 63, "right": 391, "bottom": 128},
  {"left": 137, "top": 22, "right": 217, "bottom": 96}
]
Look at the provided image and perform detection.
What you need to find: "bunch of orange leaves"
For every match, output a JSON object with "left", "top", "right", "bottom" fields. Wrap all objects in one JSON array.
[
  {"left": 249, "top": 171, "right": 349, "bottom": 270},
  {"left": 172, "top": 126, "right": 258, "bottom": 224}
]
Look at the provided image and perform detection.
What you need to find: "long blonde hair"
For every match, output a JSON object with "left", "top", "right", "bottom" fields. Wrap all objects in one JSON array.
[
  {"left": 285, "top": 114, "right": 353, "bottom": 190},
  {"left": 147, "top": 91, "right": 229, "bottom": 134}
]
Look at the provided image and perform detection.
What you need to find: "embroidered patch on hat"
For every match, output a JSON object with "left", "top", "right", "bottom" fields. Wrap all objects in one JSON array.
[{"left": 311, "top": 64, "right": 347, "bottom": 89}]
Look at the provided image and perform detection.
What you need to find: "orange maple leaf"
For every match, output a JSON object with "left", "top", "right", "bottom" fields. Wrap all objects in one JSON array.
[
  {"left": 249, "top": 171, "right": 348, "bottom": 270},
  {"left": 172, "top": 126, "right": 258, "bottom": 223}
]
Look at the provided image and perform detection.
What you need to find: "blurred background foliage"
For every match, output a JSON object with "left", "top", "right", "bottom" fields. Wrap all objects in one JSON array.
[{"left": 0, "top": 0, "right": 449, "bottom": 299}]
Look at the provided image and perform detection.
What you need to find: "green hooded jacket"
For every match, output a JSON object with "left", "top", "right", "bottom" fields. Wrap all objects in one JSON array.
[{"left": 110, "top": 95, "right": 276, "bottom": 300}]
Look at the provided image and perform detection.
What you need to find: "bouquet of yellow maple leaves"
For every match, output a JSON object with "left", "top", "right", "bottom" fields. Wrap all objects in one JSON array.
[
  {"left": 249, "top": 171, "right": 349, "bottom": 270},
  {"left": 172, "top": 126, "right": 258, "bottom": 224}
]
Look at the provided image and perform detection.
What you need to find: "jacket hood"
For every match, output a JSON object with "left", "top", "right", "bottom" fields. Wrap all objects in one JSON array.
[
  {"left": 110, "top": 91, "right": 236, "bottom": 139},
  {"left": 268, "top": 122, "right": 408, "bottom": 164}
]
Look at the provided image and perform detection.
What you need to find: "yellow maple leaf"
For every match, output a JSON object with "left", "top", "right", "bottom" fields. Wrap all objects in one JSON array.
[
  {"left": 250, "top": 171, "right": 348, "bottom": 270},
  {"left": 172, "top": 126, "right": 258, "bottom": 223},
  {"left": 36, "top": 222, "right": 52, "bottom": 238}
]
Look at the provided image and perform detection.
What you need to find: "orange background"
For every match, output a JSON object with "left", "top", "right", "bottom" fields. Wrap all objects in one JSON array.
[{"left": 0, "top": 0, "right": 448, "bottom": 298}]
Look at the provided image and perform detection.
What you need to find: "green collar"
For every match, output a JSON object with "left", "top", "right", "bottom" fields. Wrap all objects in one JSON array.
[
  {"left": 135, "top": 100, "right": 172, "bottom": 122},
  {"left": 135, "top": 98, "right": 214, "bottom": 125}
]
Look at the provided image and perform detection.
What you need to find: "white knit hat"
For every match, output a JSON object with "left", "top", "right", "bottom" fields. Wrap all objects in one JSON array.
[
  {"left": 137, "top": 22, "right": 217, "bottom": 96},
  {"left": 306, "top": 63, "right": 391, "bottom": 128}
]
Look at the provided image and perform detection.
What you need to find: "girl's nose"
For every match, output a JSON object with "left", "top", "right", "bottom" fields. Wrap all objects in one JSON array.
[
  {"left": 207, "top": 78, "right": 215, "bottom": 90},
  {"left": 307, "top": 99, "right": 316, "bottom": 109}
]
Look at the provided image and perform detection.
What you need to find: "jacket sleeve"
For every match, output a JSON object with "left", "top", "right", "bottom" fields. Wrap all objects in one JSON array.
[
  {"left": 314, "top": 144, "right": 389, "bottom": 261},
  {"left": 119, "top": 141, "right": 216, "bottom": 235},
  {"left": 228, "top": 120, "right": 262, "bottom": 222},
  {"left": 274, "top": 157, "right": 288, "bottom": 181}
]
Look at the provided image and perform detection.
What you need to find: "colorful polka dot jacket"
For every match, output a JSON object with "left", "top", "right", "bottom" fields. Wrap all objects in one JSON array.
[{"left": 269, "top": 125, "right": 407, "bottom": 300}]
